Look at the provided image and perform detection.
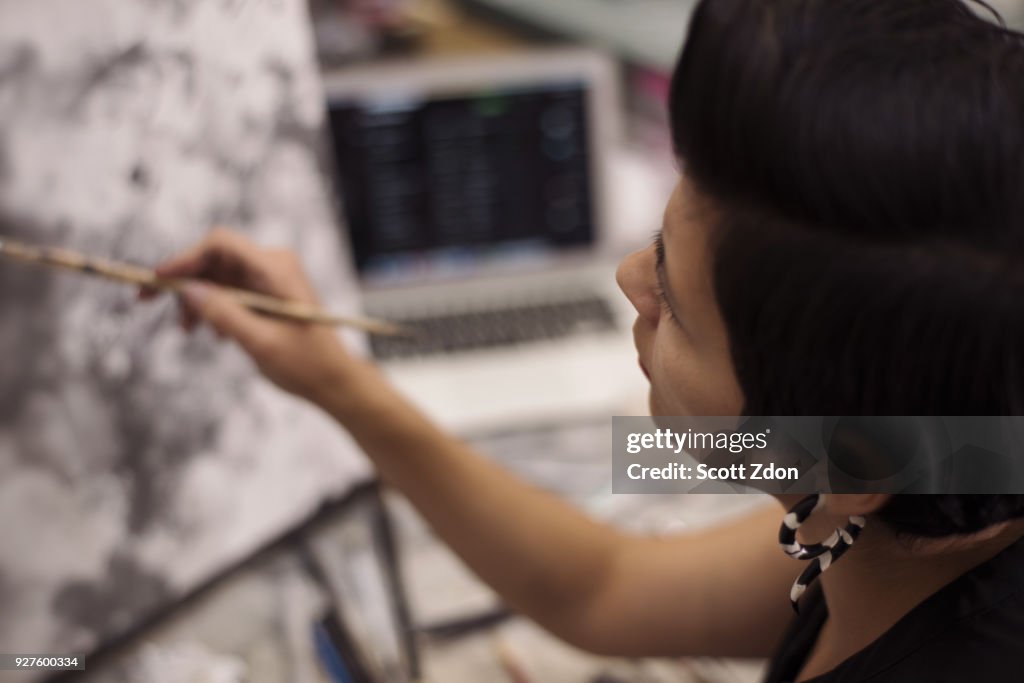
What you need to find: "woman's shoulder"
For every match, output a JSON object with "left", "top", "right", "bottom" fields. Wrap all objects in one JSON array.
[
  {"left": 858, "top": 536, "right": 1024, "bottom": 681},
  {"left": 848, "top": 590, "right": 1024, "bottom": 682},
  {"left": 768, "top": 537, "right": 1024, "bottom": 683},
  {"left": 864, "top": 589, "right": 1024, "bottom": 679}
]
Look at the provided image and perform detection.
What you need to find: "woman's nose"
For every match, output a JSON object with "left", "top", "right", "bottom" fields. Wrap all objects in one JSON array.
[{"left": 616, "top": 245, "right": 661, "bottom": 325}]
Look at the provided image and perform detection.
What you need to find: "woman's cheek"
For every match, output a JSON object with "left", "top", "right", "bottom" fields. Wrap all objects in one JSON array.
[
  {"left": 652, "top": 331, "right": 721, "bottom": 417},
  {"left": 649, "top": 335, "right": 687, "bottom": 415}
]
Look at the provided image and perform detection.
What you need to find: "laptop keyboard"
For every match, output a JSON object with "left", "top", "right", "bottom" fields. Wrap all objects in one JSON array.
[{"left": 371, "top": 295, "right": 619, "bottom": 360}]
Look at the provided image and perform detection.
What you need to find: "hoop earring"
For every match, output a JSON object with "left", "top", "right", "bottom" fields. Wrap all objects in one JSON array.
[{"left": 778, "top": 494, "right": 866, "bottom": 613}]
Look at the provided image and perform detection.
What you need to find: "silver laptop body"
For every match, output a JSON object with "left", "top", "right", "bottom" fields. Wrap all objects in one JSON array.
[{"left": 324, "top": 50, "right": 645, "bottom": 434}]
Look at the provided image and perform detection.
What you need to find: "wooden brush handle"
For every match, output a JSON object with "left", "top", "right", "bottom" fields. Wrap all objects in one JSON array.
[{"left": 0, "top": 238, "right": 410, "bottom": 337}]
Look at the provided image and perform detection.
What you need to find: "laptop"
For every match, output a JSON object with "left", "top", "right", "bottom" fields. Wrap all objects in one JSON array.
[{"left": 324, "top": 49, "right": 646, "bottom": 435}]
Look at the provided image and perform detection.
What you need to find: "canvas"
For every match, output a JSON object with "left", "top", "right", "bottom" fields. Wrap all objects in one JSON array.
[{"left": 0, "top": 0, "right": 370, "bottom": 661}]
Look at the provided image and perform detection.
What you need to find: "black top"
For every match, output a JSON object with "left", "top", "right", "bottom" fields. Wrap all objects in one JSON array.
[{"left": 763, "top": 537, "right": 1024, "bottom": 683}]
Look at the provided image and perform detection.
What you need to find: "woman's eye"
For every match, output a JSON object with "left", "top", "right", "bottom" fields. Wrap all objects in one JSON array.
[
  {"left": 651, "top": 230, "right": 682, "bottom": 328},
  {"left": 654, "top": 282, "right": 670, "bottom": 310},
  {"left": 654, "top": 282, "right": 682, "bottom": 326}
]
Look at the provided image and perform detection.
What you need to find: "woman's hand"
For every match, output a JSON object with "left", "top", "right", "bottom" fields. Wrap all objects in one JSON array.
[{"left": 143, "top": 229, "right": 369, "bottom": 404}]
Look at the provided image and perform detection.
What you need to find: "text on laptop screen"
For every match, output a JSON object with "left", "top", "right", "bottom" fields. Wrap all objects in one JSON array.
[{"left": 328, "top": 82, "right": 595, "bottom": 279}]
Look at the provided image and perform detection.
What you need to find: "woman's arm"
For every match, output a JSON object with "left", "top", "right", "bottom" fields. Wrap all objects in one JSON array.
[
  {"left": 150, "top": 230, "right": 797, "bottom": 658},
  {"left": 322, "top": 365, "right": 798, "bottom": 657}
]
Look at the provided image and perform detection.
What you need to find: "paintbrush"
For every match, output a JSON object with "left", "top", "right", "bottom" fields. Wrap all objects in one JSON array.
[{"left": 0, "top": 237, "right": 411, "bottom": 337}]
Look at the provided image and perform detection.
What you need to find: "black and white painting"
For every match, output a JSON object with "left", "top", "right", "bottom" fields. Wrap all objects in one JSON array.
[{"left": 0, "top": 0, "right": 370, "bottom": 662}]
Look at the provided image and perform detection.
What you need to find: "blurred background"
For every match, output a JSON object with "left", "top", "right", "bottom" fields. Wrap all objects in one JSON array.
[{"left": 2, "top": 1, "right": 1023, "bottom": 682}]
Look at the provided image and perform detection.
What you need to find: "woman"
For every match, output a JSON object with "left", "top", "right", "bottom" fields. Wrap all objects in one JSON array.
[{"left": 147, "top": 1, "right": 1024, "bottom": 680}]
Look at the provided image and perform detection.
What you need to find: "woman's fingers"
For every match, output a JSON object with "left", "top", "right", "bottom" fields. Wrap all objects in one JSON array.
[
  {"left": 136, "top": 235, "right": 348, "bottom": 401},
  {"left": 140, "top": 229, "right": 253, "bottom": 305},
  {"left": 180, "top": 282, "right": 278, "bottom": 356},
  {"left": 155, "top": 228, "right": 262, "bottom": 280},
  {"left": 142, "top": 230, "right": 322, "bottom": 336},
  {"left": 154, "top": 242, "right": 213, "bottom": 279}
]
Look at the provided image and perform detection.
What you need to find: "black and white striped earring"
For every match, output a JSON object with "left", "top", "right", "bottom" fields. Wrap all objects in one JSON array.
[{"left": 778, "top": 494, "right": 866, "bottom": 613}]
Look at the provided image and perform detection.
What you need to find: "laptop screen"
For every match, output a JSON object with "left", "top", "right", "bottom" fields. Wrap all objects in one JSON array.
[{"left": 327, "top": 81, "right": 596, "bottom": 280}]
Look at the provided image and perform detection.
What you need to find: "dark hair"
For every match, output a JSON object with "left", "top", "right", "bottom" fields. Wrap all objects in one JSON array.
[{"left": 669, "top": 0, "right": 1024, "bottom": 536}]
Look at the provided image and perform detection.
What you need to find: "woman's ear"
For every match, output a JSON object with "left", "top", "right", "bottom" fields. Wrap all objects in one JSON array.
[{"left": 825, "top": 494, "right": 891, "bottom": 517}]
